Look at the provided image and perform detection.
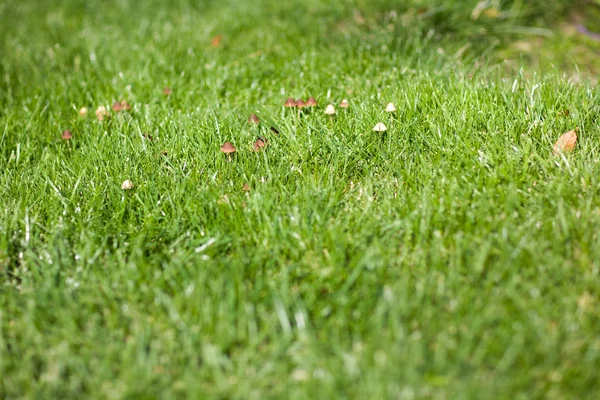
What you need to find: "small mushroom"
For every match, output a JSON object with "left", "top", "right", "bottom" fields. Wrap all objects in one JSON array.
[
  {"left": 242, "top": 183, "right": 251, "bottom": 191},
  {"left": 253, "top": 137, "right": 267, "bottom": 151},
  {"left": 306, "top": 97, "right": 317, "bottom": 107},
  {"left": 284, "top": 98, "right": 297, "bottom": 108},
  {"left": 339, "top": 99, "right": 350, "bottom": 108},
  {"left": 325, "top": 104, "right": 336, "bottom": 115},
  {"left": 121, "top": 180, "right": 134, "bottom": 190},
  {"left": 372, "top": 122, "right": 387, "bottom": 132},
  {"left": 120, "top": 100, "right": 131, "bottom": 111},
  {"left": 221, "top": 142, "right": 236, "bottom": 154},
  {"left": 95, "top": 106, "right": 108, "bottom": 121},
  {"left": 79, "top": 107, "right": 88, "bottom": 117},
  {"left": 385, "top": 103, "right": 397, "bottom": 113},
  {"left": 296, "top": 99, "right": 307, "bottom": 117},
  {"left": 61, "top": 130, "right": 72, "bottom": 140},
  {"left": 112, "top": 100, "right": 131, "bottom": 112},
  {"left": 248, "top": 113, "right": 260, "bottom": 125}
]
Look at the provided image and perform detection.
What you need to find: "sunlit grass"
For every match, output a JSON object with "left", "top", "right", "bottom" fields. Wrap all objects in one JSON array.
[{"left": 1, "top": 0, "right": 600, "bottom": 398}]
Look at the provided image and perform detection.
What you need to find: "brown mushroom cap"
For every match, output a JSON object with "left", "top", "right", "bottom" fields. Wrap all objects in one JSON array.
[
  {"left": 306, "top": 97, "right": 317, "bottom": 106},
  {"left": 163, "top": 87, "right": 172, "bottom": 96},
  {"left": 284, "top": 98, "right": 297, "bottom": 107},
  {"left": 221, "top": 142, "right": 236, "bottom": 154},
  {"left": 296, "top": 99, "right": 307, "bottom": 108},
  {"left": 339, "top": 99, "right": 350, "bottom": 108},
  {"left": 120, "top": 100, "right": 131, "bottom": 111},
  {"left": 61, "top": 130, "right": 72, "bottom": 140},
  {"left": 242, "top": 183, "right": 251, "bottom": 191},
  {"left": 253, "top": 137, "right": 267, "bottom": 151},
  {"left": 248, "top": 113, "right": 260, "bottom": 125},
  {"left": 113, "top": 101, "right": 131, "bottom": 112}
]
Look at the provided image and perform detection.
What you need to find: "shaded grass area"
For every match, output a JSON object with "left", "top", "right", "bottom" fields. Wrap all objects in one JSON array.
[{"left": 1, "top": 0, "right": 600, "bottom": 398}]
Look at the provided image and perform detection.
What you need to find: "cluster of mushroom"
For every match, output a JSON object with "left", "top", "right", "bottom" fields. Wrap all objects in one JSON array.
[{"left": 220, "top": 98, "right": 399, "bottom": 158}]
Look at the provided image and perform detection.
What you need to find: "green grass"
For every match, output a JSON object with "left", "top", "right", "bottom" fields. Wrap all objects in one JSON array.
[{"left": 1, "top": 0, "right": 600, "bottom": 398}]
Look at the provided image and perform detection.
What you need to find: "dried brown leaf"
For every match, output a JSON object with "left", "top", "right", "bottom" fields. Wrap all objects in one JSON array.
[{"left": 553, "top": 128, "right": 578, "bottom": 155}]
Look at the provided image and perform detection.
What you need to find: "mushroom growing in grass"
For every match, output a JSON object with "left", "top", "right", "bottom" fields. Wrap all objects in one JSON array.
[
  {"left": 325, "top": 104, "right": 336, "bottom": 115},
  {"left": 296, "top": 99, "right": 307, "bottom": 117},
  {"left": 95, "top": 106, "right": 109, "bottom": 121},
  {"left": 121, "top": 180, "right": 134, "bottom": 190},
  {"left": 253, "top": 137, "right": 267, "bottom": 151},
  {"left": 284, "top": 98, "right": 297, "bottom": 108},
  {"left": 221, "top": 141, "right": 236, "bottom": 161},
  {"left": 61, "top": 130, "right": 72, "bottom": 140},
  {"left": 306, "top": 97, "right": 317, "bottom": 107},
  {"left": 248, "top": 113, "right": 260, "bottom": 125},
  {"left": 373, "top": 122, "right": 387, "bottom": 133},
  {"left": 113, "top": 100, "right": 131, "bottom": 112},
  {"left": 242, "top": 183, "right": 251, "bottom": 192},
  {"left": 385, "top": 103, "right": 397, "bottom": 113},
  {"left": 339, "top": 99, "right": 350, "bottom": 109}
]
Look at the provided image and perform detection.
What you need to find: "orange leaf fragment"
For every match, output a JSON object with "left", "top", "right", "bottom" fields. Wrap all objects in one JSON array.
[{"left": 553, "top": 127, "right": 578, "bottom": 155}]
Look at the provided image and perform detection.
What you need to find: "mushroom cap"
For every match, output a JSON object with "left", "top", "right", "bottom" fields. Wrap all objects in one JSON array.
[
  {"left": 163, "top": 87, "right": 172, "bottom": 96},
  {"left": 95, "top": 106, "right": 108, "bottom": 121},
  {"left": 372, "top": 122, "right": 387, "bottom": 132},
  {"left": 284, "top": 98, "right": 297, "bottom": 107},
  {"left": 339, "top": 99, "right": 350, "bottom": 108},
  {"left": 296, "top": 99, "right": 307, "bottom": 108},
  {"left": 306, "top": 97, "right": 317, "bottom": 106},
  {"left": 242, "top": 183, "right": 251, "bottom": 191},
  {"left": 120, "top": 100, "right": 131, "bottom": 111},
  {"left": 385, "top": 102, "right": 397, "bottom": 112},
  {"left": 112, "top": 101, "right": 123, "bottom": 112},
  {"left": 221, "top": 141, "right": 236, "bottom": 154},
  {"left": 61, "top": 130, "right": 72, "bottom": 140},
  {"left": 248, "top": 113, "right": 260, "bottom": 125},
  {"left": 253, "top": 137, "right": 267, "bottom": 151},
  {"left": 79, "top": 107, "right": 88, "bottom": 117},
  {"left": 121, "top": 180, "right": 134, "bottom": 190},
  {"left": 325, "top": 104, "right": 336, "bottom": 115}
]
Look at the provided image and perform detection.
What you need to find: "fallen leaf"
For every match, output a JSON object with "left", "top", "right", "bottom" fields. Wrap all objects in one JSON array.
[{"left": 553, "top": 128, "right": 578, "bottom": 155}]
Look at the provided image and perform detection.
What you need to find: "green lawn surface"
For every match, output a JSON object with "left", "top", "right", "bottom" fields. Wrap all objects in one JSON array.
[{"left": 1, "top": 0, "right": 600, "bottom": 398}]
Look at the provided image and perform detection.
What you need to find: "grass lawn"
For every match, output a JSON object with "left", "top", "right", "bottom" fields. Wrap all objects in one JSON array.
[{"left": 2, "top": 0, "right": 600, "bottom": 398}]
